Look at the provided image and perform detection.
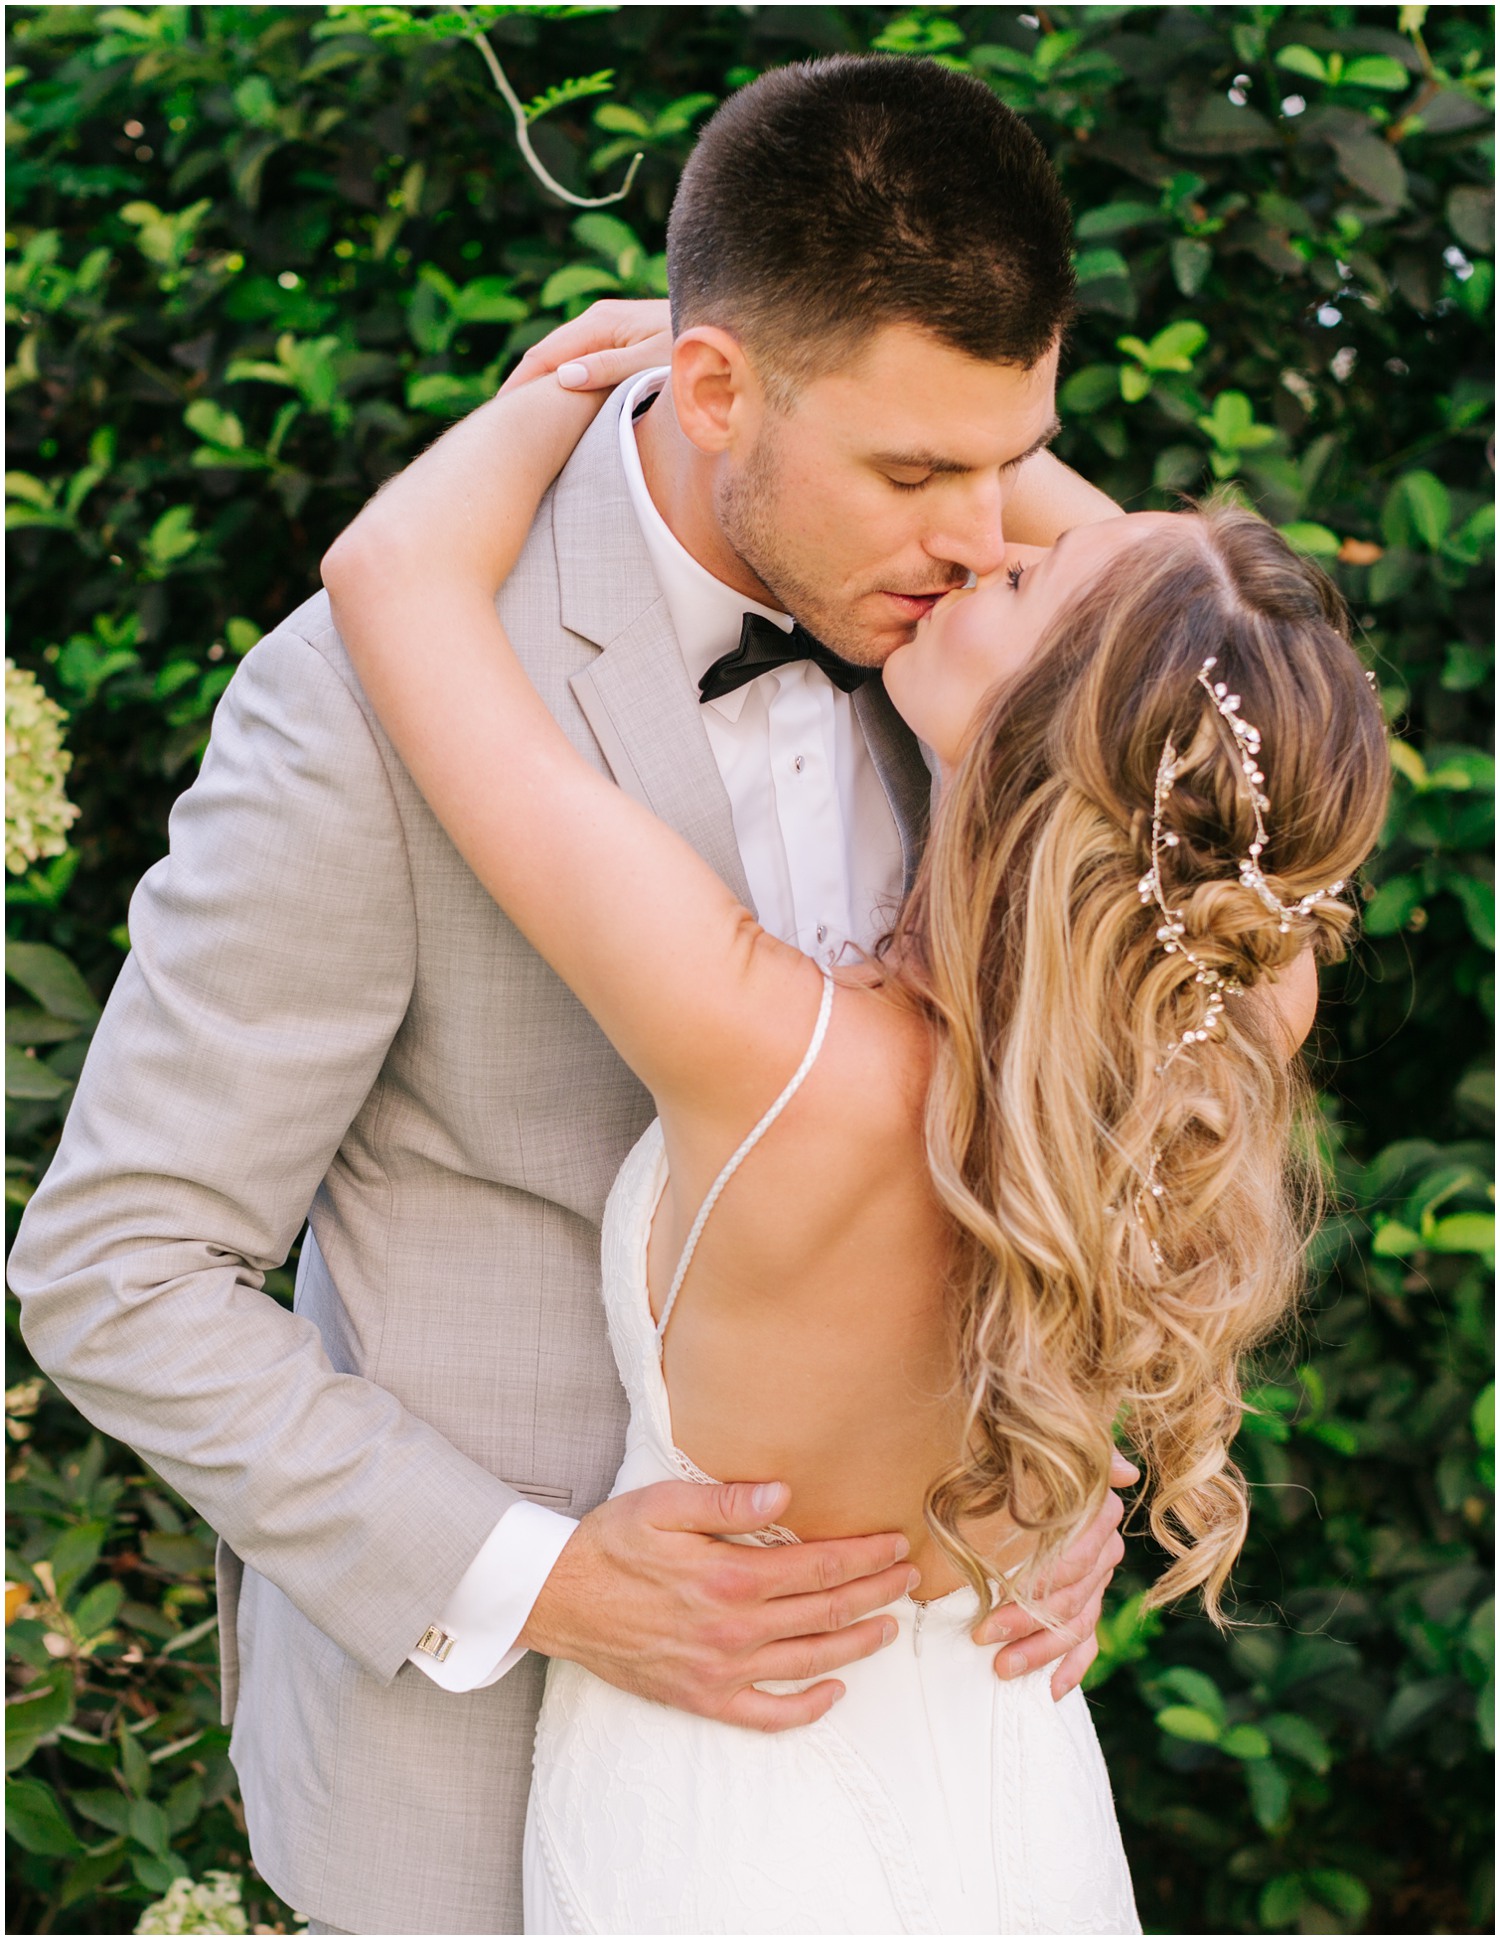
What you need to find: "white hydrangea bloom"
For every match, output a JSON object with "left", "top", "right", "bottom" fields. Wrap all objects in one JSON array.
[
  {"left": 5, "top": 659, "right": 80, "bottom": 875},
  {"left": 134, "top": 1869, "right": 251, "bottom": 1935}
]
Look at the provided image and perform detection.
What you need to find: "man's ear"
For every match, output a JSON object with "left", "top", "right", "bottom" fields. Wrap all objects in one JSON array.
[{"left": 670, "top": 326, "right": 764, "bottom": 456}]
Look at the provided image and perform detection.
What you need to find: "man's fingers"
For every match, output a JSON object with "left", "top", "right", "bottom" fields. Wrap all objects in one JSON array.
[
  {"left": 721, "top": 1679, "right": 846, "bottom": 1735},
  {"left": 757, "top": 1560, "right": 919, "bottom": 1643},
  {"left": 749, "top": 1613, "right": 898, "bottom": 1686},
  {"left": 1109, "top": 1450, "right": 1141, "bottom": 1488}
]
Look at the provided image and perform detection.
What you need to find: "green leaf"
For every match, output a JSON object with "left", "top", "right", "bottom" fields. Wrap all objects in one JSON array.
[
  {"left": 71, "top": 1786, "right": 133, "bottom": 1835},
  {"left": 1156, "top": 1704, "right": 1222, "bottom": 1744},
  {"left": 1444, "top": 874, "right": 1496, "bottom": 951},
  {"left": 183, "top": 399, "right": 245, "bottom": 450},
  {"left": 571, "top": 211, "right": 639, "bottom": 261},
  {"left": 1362, "top": 873, "right": 1424, "bottom": 934},
  {"left": 523, "top": 69, "right": 614, "bottom": 123},
  {"left": 1245, "top": 1754, "right": 1292, "bottom": 1831},
  {"left": 1076, "top": 200, "right": 1160, "bottom": 239},
  {"left": 127, "top": 1796, "right": 171, "bottom": 1856},
  {"left": 1274, "top": 44, "right": 1328, "bottom": 83},
  {"left": 5, "top": 1777, "right": 82, "bottom": 1856},
  {"left": 1428, "top": 1211, "right": 1495, "bottom": 1257},
  {"left": 1262, "top": 1712, "right": 1333, "bottom": 1773},
  {"left": 1169, "top": 237, "right": 1213, "bottom": 298},
  {"left": 71, "top": 1579, "right": 124, "bottom": 1640},
  {"left": 50, "top": 1520, "right": 108, "bottom": 1600},
  {"left": 1472, "top": 1383, "right": 1495, "bottom": 1452},
  {"left": 4, "top": 943, "right": 100, "bottom": 1022},
  {"left": 1059, "top": 364, "right": 1122, "bottom": 414},
  {"left": 539, "top": 263, "right": 622, "bottom": 308},
  {"left": 1383, "top": 470, "right": 1452, "bottom": 550},
  {"left": 1119, "top": 363, "right": 1152, "bottom": 403},
  {"left": 1074, "top": 247, "right": 1130, "bottom": 286},
  {"left": 1372, "top": 1217, "right": 1423, "bottom": 1256},
  {"left": 1304, "top": 1869, "right": 1372, "bottom": 1922},
  {"left": 1278, "top": 522, "right": 1340, "bottom": 556},
  {"left": 1156, "top": 1666, "right": 1228, "bottom": 1727},
  {"left": 1259, "top": 1875, "right": 1306, "bottom": 1929},
  {"left": 1218, "top": 1722, "right": 1272, "bottom": 1760},
  {"left": 117, "top": 1723, "right": 151, "bottom": 1798},
  {"left": 451, "top": 277, "right": 528, "bottom": 326},
  {"left": 5, "top": 1044, "right": 72, "bottom": 1100},
  {"left": 1342, "top": 54, "right": 1413, "bottom": 91},
  {"left": 6, "top": 1667, "right": 75, "bottom": 1772},
  {"left": 1146, "top": 320, "right": 1209, "bottom": 369}
]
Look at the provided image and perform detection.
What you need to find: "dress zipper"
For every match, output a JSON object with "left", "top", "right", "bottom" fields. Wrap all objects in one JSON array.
[{"left": 912, "top": 1598, "right": 927, "bottom": 1657}]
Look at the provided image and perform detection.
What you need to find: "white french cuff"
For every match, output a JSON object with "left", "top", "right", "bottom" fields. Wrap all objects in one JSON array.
[{"left": 406, "top": 1497, "right": 580, "bottom": 1693}]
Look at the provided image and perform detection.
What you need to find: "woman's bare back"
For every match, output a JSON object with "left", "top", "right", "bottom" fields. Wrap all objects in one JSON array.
[{"left": 648, "top": 972, "right": 1014, "bottom": 1596}]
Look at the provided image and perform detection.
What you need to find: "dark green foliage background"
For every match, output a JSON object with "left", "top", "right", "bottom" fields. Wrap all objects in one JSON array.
[{"left": 5, "top": 6, "right": 1493, "bottom": 1934}]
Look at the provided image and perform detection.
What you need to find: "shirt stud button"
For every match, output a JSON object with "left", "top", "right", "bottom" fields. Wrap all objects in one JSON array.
[
  {"left": 793, "top": 754, "right": 806, "bottom": 774},
  {"left": 816, "top": 923, "right": 828, "bottom": 944}
]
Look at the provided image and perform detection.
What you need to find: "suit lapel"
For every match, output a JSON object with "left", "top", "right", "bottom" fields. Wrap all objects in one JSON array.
[
  {"left": 554, "top": 392, "right": 754, "bottom": 912},
  {"left": 551, "top": 387, "right": 935, "bottom": 916},
  {"left": 854, "top": 682, "right": 936, "bottom": 898}
]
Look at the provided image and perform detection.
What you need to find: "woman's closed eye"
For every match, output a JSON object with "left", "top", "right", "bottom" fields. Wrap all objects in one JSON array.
[{"left": 1005, "top": 561, "right": 1027, "bottom": 590}]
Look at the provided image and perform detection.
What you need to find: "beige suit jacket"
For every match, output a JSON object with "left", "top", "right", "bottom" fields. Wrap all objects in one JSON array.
[{"left": 8, "top": 387, "right": 932, "bottom": 1933}]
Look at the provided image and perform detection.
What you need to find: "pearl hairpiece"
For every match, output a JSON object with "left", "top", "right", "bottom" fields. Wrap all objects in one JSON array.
[
  {"left": 1130, "top": 658, "right": 1349, "bottom": 1273},
  {"left": 1137, "top": 656, "right": 1346, "bottom": 1073}
]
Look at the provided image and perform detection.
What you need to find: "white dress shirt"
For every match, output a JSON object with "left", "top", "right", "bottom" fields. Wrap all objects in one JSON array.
[{"left": 408, "top": 369, "right": 906, "bottom": 1690}]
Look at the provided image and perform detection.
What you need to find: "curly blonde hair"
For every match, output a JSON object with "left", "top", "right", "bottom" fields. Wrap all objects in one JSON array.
[{"left": 886, "top": 504, "right": 1390, "bottom": 1626}]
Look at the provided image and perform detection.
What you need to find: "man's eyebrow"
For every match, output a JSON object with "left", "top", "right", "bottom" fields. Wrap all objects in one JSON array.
[{"left": 870, "top": 416, "right": 1064, "bottom": 477}]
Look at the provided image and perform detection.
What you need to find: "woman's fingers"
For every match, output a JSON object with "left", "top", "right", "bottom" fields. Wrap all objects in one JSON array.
[
  {"left": 1050, "top": 1633, "right": 1100, "bottom": 1701},
  {"left": 498, "top": 298, "right": 673, "bottom": 395}
]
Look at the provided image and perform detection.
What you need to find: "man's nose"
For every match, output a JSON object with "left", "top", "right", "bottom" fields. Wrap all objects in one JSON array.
[{"left": 925, "top": 476, "right": 1007, "bottom": 579}]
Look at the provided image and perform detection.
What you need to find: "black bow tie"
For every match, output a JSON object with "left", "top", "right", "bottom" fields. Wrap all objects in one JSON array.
[{"left": 698, "top": 613, "right": 880, "bottom": 705}]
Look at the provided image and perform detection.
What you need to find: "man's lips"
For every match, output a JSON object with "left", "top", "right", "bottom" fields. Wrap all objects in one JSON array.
[{"left": 880, "top": 590, "right": 954, "bottom": 622}]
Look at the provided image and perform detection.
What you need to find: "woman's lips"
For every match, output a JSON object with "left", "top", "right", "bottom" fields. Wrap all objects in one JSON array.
[{"left": 882, "top": 590, "right": 948, "bottom": 622}]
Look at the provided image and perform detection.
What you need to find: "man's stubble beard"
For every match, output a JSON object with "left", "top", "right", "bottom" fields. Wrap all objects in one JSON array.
[{"left": 714, "top": 422, "right": 889, "bottom": 669}]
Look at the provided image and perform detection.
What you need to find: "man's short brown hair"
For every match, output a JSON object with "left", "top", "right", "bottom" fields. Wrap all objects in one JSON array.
[{"left": 667, "top": 54, "right": 1076, "bottom": 394}]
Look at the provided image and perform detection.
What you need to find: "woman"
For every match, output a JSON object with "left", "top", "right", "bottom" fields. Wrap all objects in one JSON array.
[{"left": 322, "top": 338, "right": 1388, "bottom": 1933}]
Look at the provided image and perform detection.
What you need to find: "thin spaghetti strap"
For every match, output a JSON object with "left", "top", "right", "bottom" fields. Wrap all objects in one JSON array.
[{"left": 655, "top": 966, "right": 835, "bottom": 1351}]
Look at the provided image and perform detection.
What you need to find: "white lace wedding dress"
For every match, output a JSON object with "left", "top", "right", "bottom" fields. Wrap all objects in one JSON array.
[{"left": 522, "top": 975, "right": 1140, "bottom": 1934}]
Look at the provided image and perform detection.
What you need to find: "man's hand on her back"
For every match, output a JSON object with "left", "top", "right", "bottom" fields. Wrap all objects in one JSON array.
[
  {"left": 519, "top": 1479, "right": 916, "bottom": 1733},
  {"left": 971, "top": 1451, "right": 1137, "bottom": 1701}
]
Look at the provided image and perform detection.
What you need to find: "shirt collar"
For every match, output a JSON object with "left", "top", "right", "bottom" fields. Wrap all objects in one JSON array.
[{"left": 617, "top": 368, "right": 791, "bottom": 723}]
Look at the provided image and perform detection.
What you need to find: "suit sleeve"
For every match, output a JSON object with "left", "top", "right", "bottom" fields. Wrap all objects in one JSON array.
[{"left": 8, "top": 622, "right": 519, "bottom": 1682}]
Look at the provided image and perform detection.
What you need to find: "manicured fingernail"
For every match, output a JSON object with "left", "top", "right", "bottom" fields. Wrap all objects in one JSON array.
[
  {"left": 1001, "top": 1650, "right": 1023, "bottom": 1678},
  {"left": 557, "top": 360, "right": 589, "bottom": 389},
  {"left": 751, "top": 1482, "right": 783, "bottom": 1514},
  {"left": 906, "top": 1569, "right": 922, "bottom": 1593},
  {"left": 882, "top": 1620, "right": 898, "bottom": 1645},
  {"left": 892, "top": 1534, "right": 910, "bottom": 1560},
  {"left": 988, "top": 1616, "right": 1016, "bottom": 1642}
]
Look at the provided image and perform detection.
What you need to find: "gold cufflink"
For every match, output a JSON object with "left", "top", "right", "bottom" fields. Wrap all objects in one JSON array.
[{"left": 415, "top": 1625, "right": 456, "bottom": 1663}]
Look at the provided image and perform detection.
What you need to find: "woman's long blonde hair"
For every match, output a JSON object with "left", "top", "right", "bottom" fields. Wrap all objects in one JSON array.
[{"left": 887, "top": 503, "right": 1390, "bottom": 1625}]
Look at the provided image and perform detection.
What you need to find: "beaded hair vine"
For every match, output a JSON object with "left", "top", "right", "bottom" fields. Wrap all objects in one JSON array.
[
  {"left": 1130, "top": 657, "right": 1350, "bottom": 1269},
  {"left": 1137, "top": 655, "right": 1347, "bottom": 1074}
]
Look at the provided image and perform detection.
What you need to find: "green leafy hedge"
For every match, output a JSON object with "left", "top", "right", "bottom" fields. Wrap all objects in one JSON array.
[{"left": 6, "top": 6, "right": 1493, "bottom": 1933}]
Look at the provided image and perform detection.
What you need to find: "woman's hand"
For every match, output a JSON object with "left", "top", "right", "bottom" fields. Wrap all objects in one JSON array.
[{"left": 500, "top": 298, "right": 673, "bottom": 398}]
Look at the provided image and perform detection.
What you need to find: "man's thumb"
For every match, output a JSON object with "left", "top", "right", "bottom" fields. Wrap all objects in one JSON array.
[{"left": 664, "top": 1479, "right": 789, "bottom": 1534}]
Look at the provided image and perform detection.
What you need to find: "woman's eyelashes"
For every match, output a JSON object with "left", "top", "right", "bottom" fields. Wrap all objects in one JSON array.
[{"left": 1005, "top": 561, "right": 1027, "bottom": 590}]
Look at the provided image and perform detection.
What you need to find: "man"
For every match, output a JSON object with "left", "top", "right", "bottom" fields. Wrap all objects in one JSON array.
[{"left": 11, "top": 55, "right": 1127, "bottom": 1935}]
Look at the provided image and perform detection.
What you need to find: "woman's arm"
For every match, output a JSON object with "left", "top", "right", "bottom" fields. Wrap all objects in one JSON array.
[{"left": 322, "top": 378, "right": 822, "bottom": 1133}]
